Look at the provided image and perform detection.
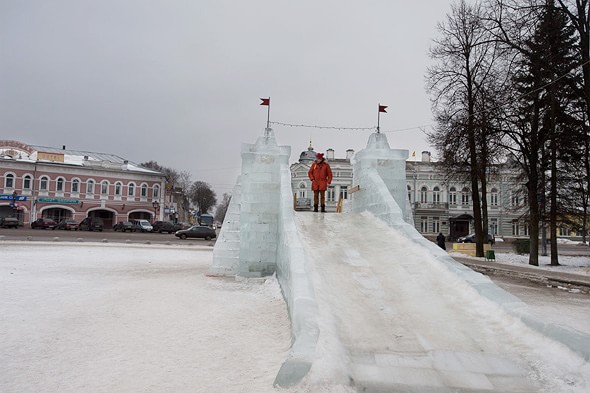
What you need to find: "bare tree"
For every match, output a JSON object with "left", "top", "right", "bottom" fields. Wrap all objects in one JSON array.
[
  {"left": 214, "top": 193, "right": 231, "bottom": 224},
  {"left": 189, "top": 181, "right": 217, "bottom": 215},
  {"left": 427, "top": 0, "right": 501, "bottom": 256}
]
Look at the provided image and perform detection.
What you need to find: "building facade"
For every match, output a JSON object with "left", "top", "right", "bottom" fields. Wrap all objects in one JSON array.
[
  {"left": 291, "top": 146, "right": 530, "bottom": 241},
  {"left": 0, "top": 140, "right": 166, "bottom": 228}
]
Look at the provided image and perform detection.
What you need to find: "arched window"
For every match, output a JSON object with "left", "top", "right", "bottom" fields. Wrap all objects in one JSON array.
[
  {"left": 420, "top": 186, "right": 428, "bottom": 203},
  {"left": 56, "top": 177, "right": 65, "bottom": 192},
  {"left": 23, "top": 175, "right": 32, "bottom": 190},
  {"left": 141, "top": 183, "right": 148, "bottom": 198},
  {"left": 40, "top": 176, "right": 49, "bottom": 191},
  {"left": 490, "top": 188, "right": 498, "bottom": 206},
  {"left": 433, "top": 186, "right": 440, "bottom": 203},
  {"left": 86, "top": 179, "right": 95, "bottom": 194},
  {"left": 115, "top": 182, "right": 122, "bottom": 196},
  {"left": 128, "top": 183, "right": 135, "bottom": 197},
  {"left": 101, "top": 181, "right": 109, "bottom": 196},
  {"left": 449, "top": 187, "right": 457, "bottom": 205},
  {"left": 71, "top": 178, "right": 80, "bottom": 193},
  {"left": 461, "top": 188, "right": 470, "bottom": 205},
  {"left": 153, "top": 184, "right": 160, "bottom": 199},
  {"left": 4, "top": 173, "right": 15, "bottom": 188}
]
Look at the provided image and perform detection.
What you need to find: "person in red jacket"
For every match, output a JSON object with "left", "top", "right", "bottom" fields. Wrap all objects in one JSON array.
[{"left": 308, "top": 152, "right": 333, "bottom": 212}]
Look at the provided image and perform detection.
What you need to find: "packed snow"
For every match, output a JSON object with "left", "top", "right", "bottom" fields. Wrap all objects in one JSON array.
[{"left": 1, "top": 237, "right": 589, "bottom": 392}]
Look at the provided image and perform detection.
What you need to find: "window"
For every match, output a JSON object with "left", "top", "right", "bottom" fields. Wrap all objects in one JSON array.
[
  {"left": 153, "top": 184, "right": 160, "bottom": 199},
  {"left": 407, "top": 185, "right": 412, "bottom": 203},
  {"left": 141, "top": 183, "right": 148, "bottom": 198},
  {"left": 71, "top": 178, "right": 80, "bottom": 193},
  {"left": 420, "top": 217, "right": 428, "bottom": 233},
  {"left": 40, "top": 176, "right": 49, "bottom": 191},
  {"left": 86, "top": 180, "right": 95, "bottom": 194},
  {"left": 512, "top": 221, "right": 520, "bottom": 236},
  {"left": 115, "top": 182, "right": 122, "bottom": 196},
  {"left": 461, "top": 188, "right": 469, "bottom": 205},
  {"left": 339, "top": 186, "right": 348, "bottom": 200},
  {"left": 490, "top": 219, "right": 498, "bottom": 235},
  {"left": 128, "top": 183, "right": 135, "bottom": 197},
  {"left": 449, "top": 187, "right": 457, "bottom": 205},
  {"left": 420, "top": 186, "right": 427, "bottom": 203},
  {"left": 432, "top": 217, "right": 440, "bottom": 233},
  {"left": 298, "top": 183, "right": 306, "bottom": 198},
  {"left": 327, "top": 186, "right": 335, "bottom": 202},
  {"left": 101, "top": 181, "right": 109, "bottom": 196},
  {"left": 56, "top": 177, "right": 65, "bottom": 192},
  {"left": 433, "top": 186, "right": 440, "bottom": 203},
  {"left": 511, "top": 192, "right": 519, "bottom": 207},
  {"left": 23, "top": 175, "right": 32, "bottom": 190},
  {"left": 490, "top": 188, "right": 498, "bottom": 206},
  {"left": 4, "top": 173, "right": 14, "bottom": 188}
]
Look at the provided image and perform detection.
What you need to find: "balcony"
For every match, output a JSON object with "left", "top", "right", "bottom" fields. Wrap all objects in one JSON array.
[{"left": 414, "top": 202, "right": 448, "bottom": 210}]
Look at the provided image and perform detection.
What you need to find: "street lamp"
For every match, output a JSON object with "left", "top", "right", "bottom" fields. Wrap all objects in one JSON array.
[{"left": 152, "top": 201, "right": 160, "bottom": 220}]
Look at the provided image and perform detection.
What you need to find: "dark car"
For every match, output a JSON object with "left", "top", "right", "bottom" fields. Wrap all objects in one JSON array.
[
  {"left": 56, "top": 219, "right": 79, "bottom": 230},
  {"left": 113, "top": 221, "right": 134, "bottom": 232},
  {"left": 0, "top": 216, "right": 19, "bottom": 228},
  {"left": 153, "top": 221, "right": 181, "bottom": 234},
  {"left": 31, "top": 218, "right": 57, "bottom": 230},
  {"left": 78, "top": 217, "right": 104, "bottom": 231},
  {"left": 174, "top": 225, "right": 217, "bottom": 240},
  {"left": 457, "top": 233, "right": 495, "bottom": 245}
]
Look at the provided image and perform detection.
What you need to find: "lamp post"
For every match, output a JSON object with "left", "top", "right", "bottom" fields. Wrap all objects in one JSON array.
[{"left": 152, "top": 201, "right": 160, "bottom": 221}]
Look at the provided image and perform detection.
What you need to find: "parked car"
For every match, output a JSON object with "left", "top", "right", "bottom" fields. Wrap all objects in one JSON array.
[
  {"left": 132, "top": 219, "right": 153, "bottom": 232},
  {"left": 113, "top": 221, "right": 134, "bottom": 232},
  {"left": 174, "top": 225, "right": 217, "bottom": 240},
  {"left": 0, "top": 216, "right": 19, "bottom": 228},
  {"left": 153, "top": 221, "right": 181, "bottom": 234},
  {"left": 56, "top": 219, "right": 79, "bottom": 230},
  {"left": 457, "top": 233, "right": 495, "bottom": 245},
  {"left": 31, "top": 218, "right": 57, "bottom": 230},
  {"left": 78, "top": 217, "right": 104, "bottom": 231}
]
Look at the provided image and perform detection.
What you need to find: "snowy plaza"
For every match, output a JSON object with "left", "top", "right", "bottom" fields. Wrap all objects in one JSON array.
[{"left": 2, "top": 130, "right": 590, "bottom": 392}]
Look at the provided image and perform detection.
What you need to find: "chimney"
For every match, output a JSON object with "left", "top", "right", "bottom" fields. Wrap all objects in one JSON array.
[
  {"left": 346, "top": 149, "right": 354, "bottom": 160},
  {"left": 84, "top": 155, "right": 88, "bottom": 160},
  {"left": 123, "top": 160, "right": 128, "bottom": 164},
  {"left": 422, "top": 151, "right": 431, "bottom": 162},
  {"left": 62, "top": 145, "right": 66, "bottom": 150},
  {"left": 326, "top": 148, "right": 335, "bottom": 160}
]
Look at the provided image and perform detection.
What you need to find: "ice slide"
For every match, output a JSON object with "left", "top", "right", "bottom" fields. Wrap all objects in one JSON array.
[{"left": 288, "top": 210, "right": 589, "bottom": 392}]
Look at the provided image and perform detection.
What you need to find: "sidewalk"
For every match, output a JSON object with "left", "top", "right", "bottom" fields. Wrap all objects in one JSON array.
[{"left": 452, "top": 255, "right": 590, "bottom": 291}]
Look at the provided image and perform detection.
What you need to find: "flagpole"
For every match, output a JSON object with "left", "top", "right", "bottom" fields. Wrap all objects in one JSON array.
[
  {"left": 266, "top": 96, "right": 270, "bottom": 129},
  {"left": 377, "top": 103, "right": 381, "bottom": 133}
]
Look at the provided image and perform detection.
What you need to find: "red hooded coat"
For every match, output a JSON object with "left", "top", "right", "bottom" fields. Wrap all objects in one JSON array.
[{"left": 308, "top": 160, "right": 333, "bottom": 191}]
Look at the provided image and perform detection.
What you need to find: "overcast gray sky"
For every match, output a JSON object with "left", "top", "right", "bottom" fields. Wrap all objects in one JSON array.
[{"left": 1, "top": 0, "right": 454, "bottom": 197}]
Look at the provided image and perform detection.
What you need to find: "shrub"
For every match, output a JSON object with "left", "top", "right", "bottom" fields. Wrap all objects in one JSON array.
[{"left": 513, "top": 239, "right": 530, "bottom": 255}]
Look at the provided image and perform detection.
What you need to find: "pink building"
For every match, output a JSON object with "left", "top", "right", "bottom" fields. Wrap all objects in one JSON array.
[{"left": 0, "top": 140, "right": 166, "bottom": 228}]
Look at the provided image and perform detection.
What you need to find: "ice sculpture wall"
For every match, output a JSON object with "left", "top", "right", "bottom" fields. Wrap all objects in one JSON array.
[{"left": 210, "top": 128, "right": 290, "bottom": 277}]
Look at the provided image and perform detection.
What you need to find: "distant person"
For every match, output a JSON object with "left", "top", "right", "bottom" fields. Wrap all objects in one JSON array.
[
  {"left": 308, "top": 152, "right": 333, "bottom": 212},
  {"left": 436, "top": 232, "right": 446, "bottom": 250}
]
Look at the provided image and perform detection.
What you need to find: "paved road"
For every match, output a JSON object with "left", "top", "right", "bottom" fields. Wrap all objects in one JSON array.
[{"left": 0, "top": 227, "right": 217, "bottom": 246}]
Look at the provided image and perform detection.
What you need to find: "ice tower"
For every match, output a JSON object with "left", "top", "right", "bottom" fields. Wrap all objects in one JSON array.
[
  {"left": 351, "top": 131, "right": 412, "bottom": 224},
  {"left": 209, "top": 128, "right": 290, "bottom": 277}
]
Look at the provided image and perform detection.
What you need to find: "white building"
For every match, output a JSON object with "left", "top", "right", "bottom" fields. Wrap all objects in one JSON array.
[{"left": 291, "top": 146, "right": 529, "bottom": 241}]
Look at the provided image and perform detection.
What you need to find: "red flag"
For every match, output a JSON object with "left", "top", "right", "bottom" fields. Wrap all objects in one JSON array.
[
  {"left": 260, "top": 98, "right": 270, "bottom": 106},
  {"left": 378, "top": 105, "right": 388, "bottom": 113}
]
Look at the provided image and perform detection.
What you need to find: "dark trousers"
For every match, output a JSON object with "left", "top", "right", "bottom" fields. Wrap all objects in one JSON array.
[{"left": 313, "top": 190, "right": 326, "bottom": 206}]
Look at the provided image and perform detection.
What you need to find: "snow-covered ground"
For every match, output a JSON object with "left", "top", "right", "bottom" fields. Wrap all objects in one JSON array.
[
  {"left": 449, "top": 246, "right": 590, "bottom": 276},
  {"left": 1, "top": 237, "right": 589, "bottom": 392}
]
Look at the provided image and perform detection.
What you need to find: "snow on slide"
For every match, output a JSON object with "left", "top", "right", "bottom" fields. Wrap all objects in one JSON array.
[{"left": 293, "top": 211, "right": 589, "bottom": 392}]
